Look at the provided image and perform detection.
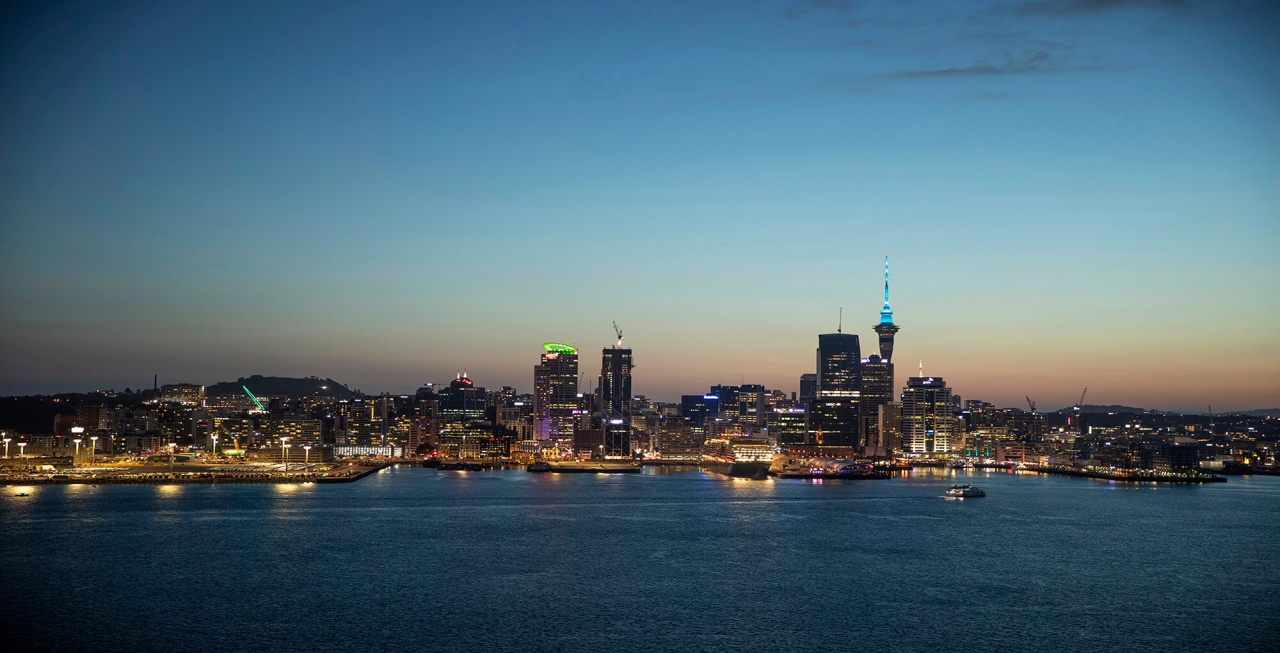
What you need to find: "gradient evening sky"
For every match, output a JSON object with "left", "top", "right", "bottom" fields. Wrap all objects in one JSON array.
[{"left": 1, "top": 0, "right": 1277, "bottom": 411}]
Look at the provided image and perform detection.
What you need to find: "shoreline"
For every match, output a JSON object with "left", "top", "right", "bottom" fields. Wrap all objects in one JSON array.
[{"left": 1, "top": 462, "right": 390, "bottom": 486}]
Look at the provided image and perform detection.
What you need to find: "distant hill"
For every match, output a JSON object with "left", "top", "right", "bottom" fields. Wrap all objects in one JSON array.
[
  {"left": 1054, "top": 404, "right": 1150, "bottom": 415},
  {"left": 1233, "top": 408, "right": 1280, "bottom": 418},
  {"left": 1051, "top": 404, "right": 1280, "bottom": 418},
  {"left": 206, "top": 375, "right": 357, "bottom": 399}
]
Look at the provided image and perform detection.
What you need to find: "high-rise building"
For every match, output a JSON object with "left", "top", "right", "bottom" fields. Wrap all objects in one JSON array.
[
  {"left": 598, "top": 345, "right": 633, "bottom": 458},
  {"left": 807, "top": 332, "right": 861, "bottom": 448},
  {"left": 873, "top": 256, "right": 900, "bottom": 363},
  {"left": 737, "top": 384, "right": 767, "bottom": 432},
  {"left": 534, "top": 343, "right": 579, "bottom": 442},
  {"left": 799, "top": 374, "right": 817, "bottom": 408},
  {"left": 901, "top": 376, "right": 954, "bottom": 456},
  {"left": 681, "top": 394, "right": 720, "bottom": 427},
  {"left": 438, "top": 373, "right": 487, "bottom": 423},
  {"left": 859, "top": 354, "right": 894, "bottom": 451}
]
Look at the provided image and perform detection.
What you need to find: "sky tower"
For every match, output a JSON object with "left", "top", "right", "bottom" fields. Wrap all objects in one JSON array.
[{"left": 873, "top": 255, "right": 900, "bottom": 362}]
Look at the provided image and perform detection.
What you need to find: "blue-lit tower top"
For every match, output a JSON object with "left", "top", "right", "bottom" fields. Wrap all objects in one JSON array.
[
  {"left": 879, "top": 255, "right": 894, "bottom": 325},
  {"left": 872, "top": 255, "right": 900, "bottom": 362}
]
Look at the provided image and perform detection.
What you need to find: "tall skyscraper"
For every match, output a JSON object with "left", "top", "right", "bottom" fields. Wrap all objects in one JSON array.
[
  {"left": 806, "top": 332, "right": 861, "bottom": 448},
  {"left": 859, "top": 354, "right": 894, "bottom": 450},
  {"left": 873, "top": 256, "right": 900, "bottom": 363},
  {"left": 865, "top": 255, "right": 900, "bottom": 452},
  {"left": 534, "top": 343, "right": 579, "bottom": 443},
  {"left": 901, "top": 376, "right": 955, "bottom": 456},
  {"left": 598, "top": 342, "right": 633, "bottom": 459}
]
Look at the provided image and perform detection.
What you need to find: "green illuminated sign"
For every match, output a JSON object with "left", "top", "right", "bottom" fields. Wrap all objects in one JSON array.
[{"left": 542, "top": 343, "right": 577, "bottom": 355}]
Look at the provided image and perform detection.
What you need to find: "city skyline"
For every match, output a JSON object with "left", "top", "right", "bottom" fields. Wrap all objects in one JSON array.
[{"left": 2, "top": 1, "right": 1277, "bottom": 411}]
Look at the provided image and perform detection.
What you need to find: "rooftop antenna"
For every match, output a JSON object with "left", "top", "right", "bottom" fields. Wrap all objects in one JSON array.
[
  {"left": 919, "top": 360, "right": 924, "bottom": 378},
  {"left": 612, "top": 321, "right": 624, "bottom": 348},
  {"left": 838, "top": 307, "right": 843, "bottom": 334}
]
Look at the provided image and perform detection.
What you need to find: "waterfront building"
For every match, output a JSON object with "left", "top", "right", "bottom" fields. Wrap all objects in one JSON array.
[
  {"left": 877, "top": 403, "right": 902, "bottom": 456},
  {"left": 901, "top": 377, "right": 955, "bottom": 456},
  {"left": 598, "top": 345, "right": 633, "bottom": 458},
  {"left": 859, "top": 354, "right": 894, "bottom": 453},
  {"left": 534, "top": 343, "right": 579, "bottom": 442},
  {"left": 807, "top": 332, "right": 861, "bottom": 448}
]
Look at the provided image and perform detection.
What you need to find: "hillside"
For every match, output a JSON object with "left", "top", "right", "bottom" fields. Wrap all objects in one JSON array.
[{"left": 205, "top": 375, "right": 357, "bottom": 399}]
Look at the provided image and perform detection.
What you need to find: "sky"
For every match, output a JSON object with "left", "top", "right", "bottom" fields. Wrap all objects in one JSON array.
[{"left": 1, "top": 0, "right": 1278, "bottom": 411}]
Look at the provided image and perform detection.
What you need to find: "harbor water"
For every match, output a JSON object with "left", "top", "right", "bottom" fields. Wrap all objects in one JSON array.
[{"left": 2, "top": 467, "right": 1277, "bottom": 652}]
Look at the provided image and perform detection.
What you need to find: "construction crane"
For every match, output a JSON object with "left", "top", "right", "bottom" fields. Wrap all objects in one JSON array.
[
  {"left": 612, "top": 321, "right": 624, "bottom": 348},
  {"left": 1025, "top": 396, "right": 1036, "bottom": 414},
  {"left": 1077, "top": 388, "right": 1088, "bottom": 408},
  {"left": 242, "top": 385, "right": 266, "bottom": 412}
]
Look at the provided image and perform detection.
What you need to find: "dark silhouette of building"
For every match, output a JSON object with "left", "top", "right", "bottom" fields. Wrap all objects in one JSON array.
[
  {"left": 438, "top": 373, "right": 486, "bottom": 423},
  {"left": 598, "top": 345, "right": 633, "bottom": 458},
  {"left": 807, "top": 332, "right": 861, "bottom": 448}
]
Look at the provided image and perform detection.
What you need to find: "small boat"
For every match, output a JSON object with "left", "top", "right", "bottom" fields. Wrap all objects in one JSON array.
[
  {"left": 527, "top": 462, "right": 552, "bottom": 473},
  {"left": 15, "top": 492, "right": 29, "bottom": 497},
  {"left": 945, "top": 483, "right": 985, "bottom": 498}
]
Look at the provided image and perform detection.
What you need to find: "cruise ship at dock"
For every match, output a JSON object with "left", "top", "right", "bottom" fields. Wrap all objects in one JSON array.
[{"left": 699, "top": 437, "right": 773, "bottom": 478}]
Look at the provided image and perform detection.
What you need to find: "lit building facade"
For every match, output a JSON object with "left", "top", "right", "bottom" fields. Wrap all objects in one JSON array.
[
  {"left": 534, "top": 343, "right": 579, "bottom": 442},
  {"left": 902, "top": 376, "right": 954, "bottom": 456}
]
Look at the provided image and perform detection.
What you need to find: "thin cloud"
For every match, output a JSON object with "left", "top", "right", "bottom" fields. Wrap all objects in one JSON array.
[
  {"left": 882, "top": 50, "right": 1104, "bottom": 79},
  {"left": 1005, "top": 0, "right": 1192, "bottom": 16}
]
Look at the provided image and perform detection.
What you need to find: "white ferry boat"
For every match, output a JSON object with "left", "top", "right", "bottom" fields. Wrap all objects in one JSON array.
[{"left": 945, "top": 483, "right": 986, "bottom": 498}]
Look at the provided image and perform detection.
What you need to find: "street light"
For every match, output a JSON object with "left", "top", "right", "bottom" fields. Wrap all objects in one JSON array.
[
  {"left": 303, "top": 444, "right": 312, "bottom": 470},
  {"left": 281, "top": 437, "right": 291, "bottom": 474},
  {"left": 17, "top": 442, "right": 26, "bottom": 458},
  {"left": 211, "top": 434, "right": 219, "bottom": 456},
  {"left": 89, "top": 436, "right": 98, "bottom": 464},
  {"left": 2, "top": 435, "right": 10, "bottom": 459},
  {"left": 71, "top": 427, "right": 85, "bottom": 464}
]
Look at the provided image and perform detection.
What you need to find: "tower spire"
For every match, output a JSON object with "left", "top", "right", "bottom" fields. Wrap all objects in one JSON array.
[
  {"left": 873, "top": 254, "right": 900, "bottom": 362},
  {"left": 880, "top": 255, "right": 893, "bottom": 324}
]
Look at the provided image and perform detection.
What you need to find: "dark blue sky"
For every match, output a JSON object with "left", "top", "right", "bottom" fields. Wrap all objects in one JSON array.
[{"left": 2, "top": 0, "right": 1277, "bottom": 409}]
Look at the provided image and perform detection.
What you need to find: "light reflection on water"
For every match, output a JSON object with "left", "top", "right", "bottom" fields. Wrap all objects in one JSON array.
[{"left": 1, "top": 468, "right": 1276, "bottom": 653}]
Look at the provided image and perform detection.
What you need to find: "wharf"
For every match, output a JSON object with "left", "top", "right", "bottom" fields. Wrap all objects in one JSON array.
[
  {"left": 1, "top": 462, "right": 390, "bottom": 486},
  {"left": 531, "top": 461, "right": 640, "bottom": 474},
  {"left": 1020, "top": 465, "right": 1226, "bottom": 484}
]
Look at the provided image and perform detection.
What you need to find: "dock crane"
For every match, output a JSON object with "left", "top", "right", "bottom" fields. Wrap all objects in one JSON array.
[{"left": 613, "top": 321, "right": 624, "bottom": 348}]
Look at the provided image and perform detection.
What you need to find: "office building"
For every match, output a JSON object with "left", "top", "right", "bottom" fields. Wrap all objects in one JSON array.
[
  {"left": 438, "top": 373, "right": 487, "bottom": 423},
  {"left": 901, "top": 376, "right": 955, "bottom": 456},
  {"left": 807, "top": 332, "right": 861, "bottom": 448},
  {"left": 598, "top": 345, "right": 633, "bottom": 458},
  {"left": 534, "top": 343, "right": 579, "bottom": 442}
]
